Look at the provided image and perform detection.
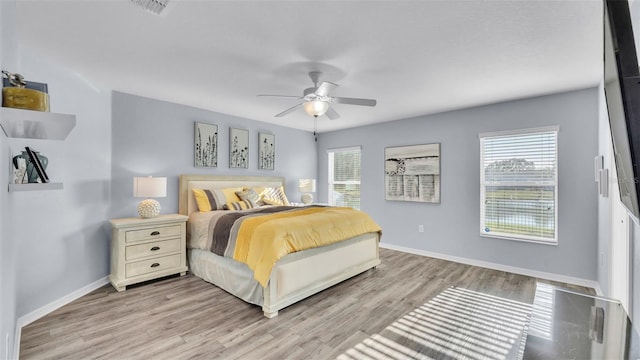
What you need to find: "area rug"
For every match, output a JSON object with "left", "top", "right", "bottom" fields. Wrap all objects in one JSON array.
[{"left": 337, "top": 287, "right": 532, "bottom": 360}]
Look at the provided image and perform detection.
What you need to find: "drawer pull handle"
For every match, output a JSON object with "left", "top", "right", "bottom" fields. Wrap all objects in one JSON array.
[
  {"left": 150, "top": 263, "right": 160, "bottom": 268},
  {"left": 150, "top": 246, "right": 160, "bottom": 251},
  {"left": 150, "top": 231, "right": 160, "bottom": 236}
]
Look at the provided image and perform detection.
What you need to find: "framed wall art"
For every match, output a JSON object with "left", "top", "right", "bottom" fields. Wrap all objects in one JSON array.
[
  {"left": 194, "top": 122, "right": 218, "bottom": 167},
  {"left": 258, "top": 132, "right": 275, "bottom": 170},
  {"left": 385, "top": 143, "right": 440, "bottom": 203},
  {"left": 229, "top": 128, "right": 249, "bottom": 169}
]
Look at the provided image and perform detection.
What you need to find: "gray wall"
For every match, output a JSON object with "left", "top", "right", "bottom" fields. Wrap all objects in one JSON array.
[
  {"left": 0, "top": 2, "right": 15, "bottom": 357},
  {"left": 2, "top": 83, "right": 109, "bottom": 355},
  {"left": 318, "top": 88, "right": 599, "bottom": 281},
  {"left": 0, "top": 1, "right": 112, "bottom": 355},
  {"left": 11, "top": 46, "right": 112, "bottom": 318},
  {"left": 110, "top": 91, "right": 317, "bottom": 220}
]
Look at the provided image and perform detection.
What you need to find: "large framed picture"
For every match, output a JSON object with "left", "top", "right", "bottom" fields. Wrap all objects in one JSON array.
[
  {"left": 258, "top": 132, "right": 275, "bottom": 170},
  {"left": 229, "top": 128, "right": 249, "bottom": 169},
  {"left": 385, "top": 143, "right": 440, "bottom": 203},
  {"left": 194, "top": 122, "right": 218, "bottom": 167}
]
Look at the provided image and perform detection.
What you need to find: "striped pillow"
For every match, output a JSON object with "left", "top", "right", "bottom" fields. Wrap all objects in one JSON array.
[
  {"left": 262, "top": 197, "right": 284, "bottom": 206},
  {"left": 224, "top": 200, "right": 255, "bottom": 211},
  {"left": 261, "top": 186, "right": 290, "bottom": 206},
  {"left": 192, "top": 188, "right": 242, "bottom": 212},
  {"left": 235, "top": 188, "right": 262, "bottom": 207}
]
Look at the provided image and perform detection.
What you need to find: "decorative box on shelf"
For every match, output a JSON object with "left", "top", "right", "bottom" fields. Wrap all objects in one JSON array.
[{"left": 2, "top": 71, "right": 50, "bottom": 111}]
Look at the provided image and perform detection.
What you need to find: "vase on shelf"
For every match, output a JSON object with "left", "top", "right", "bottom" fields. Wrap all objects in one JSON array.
[{"left": 12, "top": 151, "right": 48, "bottom": 183}]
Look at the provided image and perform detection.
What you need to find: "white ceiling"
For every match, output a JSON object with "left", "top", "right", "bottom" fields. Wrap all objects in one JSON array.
[{"left": 14, "top": 0, "right": 602, "bottom": 133}]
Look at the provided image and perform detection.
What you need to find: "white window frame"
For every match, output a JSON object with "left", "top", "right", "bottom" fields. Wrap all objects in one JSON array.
[
  {"left": 328, "top": 146, "right": 362, "bottom": 209},
  {"left": 479, "top": 126, "right": 559, "bottom": 245}
]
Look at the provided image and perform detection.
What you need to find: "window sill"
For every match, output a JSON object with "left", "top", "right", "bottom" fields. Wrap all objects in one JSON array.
[{"left": 480, "top": 232, "right": 558, "bottom": 246}]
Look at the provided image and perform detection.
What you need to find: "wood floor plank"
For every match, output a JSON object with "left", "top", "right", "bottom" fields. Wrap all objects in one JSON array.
[{"left": 19, "top": 248, "right": 594, "bottom": 359}]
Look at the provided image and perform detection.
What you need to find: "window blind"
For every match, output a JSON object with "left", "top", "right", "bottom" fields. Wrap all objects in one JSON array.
[
  {"left": 328, "top": 147, "right": 361, "bottom": 209},
  {"left": 480, "top": 128, "right": 558, "bottom": 243}
]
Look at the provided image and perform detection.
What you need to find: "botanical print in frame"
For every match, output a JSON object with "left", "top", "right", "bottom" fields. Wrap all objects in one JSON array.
[
  {"left": 194, "top": 122, "right": 218, "bottom": 167},
  {"left": 229, "top": 128, "right": 249, "bottom": 168},
  {"left": 258, "top": 132, "right": 275, "bottom": 170},
  {"left": 385, "top": 143, "right": 440, "bottom": 203}
]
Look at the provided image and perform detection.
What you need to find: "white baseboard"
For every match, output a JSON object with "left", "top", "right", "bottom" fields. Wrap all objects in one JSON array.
[
  {"left": 379, "top": 243, "right": 600, "bottom": 291},
  {"left": 13, "top": 276, "right": 109, "bottom": 360}
]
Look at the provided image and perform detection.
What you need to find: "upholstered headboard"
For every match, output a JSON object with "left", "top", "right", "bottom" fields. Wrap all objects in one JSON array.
[{"left": 178, "top": 175, "right": 285, "bottom": 216}]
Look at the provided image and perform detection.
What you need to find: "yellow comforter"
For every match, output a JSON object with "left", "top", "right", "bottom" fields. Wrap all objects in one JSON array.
[{"left": 233, "top": 206, "right": 382, "bottom": 287}]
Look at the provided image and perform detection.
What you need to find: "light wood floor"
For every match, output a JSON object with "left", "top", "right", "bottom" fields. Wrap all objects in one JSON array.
[{"left": 19, "top": 248, "right": 594, "bottom": 359}]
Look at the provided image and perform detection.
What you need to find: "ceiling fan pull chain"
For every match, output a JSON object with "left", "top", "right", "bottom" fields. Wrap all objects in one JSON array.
[{"left": 314, "top": 117, "right": 318, "bottom": 142}]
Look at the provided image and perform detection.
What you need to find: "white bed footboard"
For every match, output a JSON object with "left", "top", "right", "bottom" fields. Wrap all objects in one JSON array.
[{"left": 262, "top": 233, "right": 380, "bottom": 318}]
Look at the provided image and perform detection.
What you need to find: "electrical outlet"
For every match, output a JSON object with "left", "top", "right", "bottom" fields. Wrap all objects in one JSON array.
[{"left": 418, "top": 224, "right": 424, "bottom": 233}]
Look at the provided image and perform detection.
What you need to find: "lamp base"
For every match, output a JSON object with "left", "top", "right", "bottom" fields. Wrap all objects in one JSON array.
[
  {"left": 301, "top": 193, "right": 313, "bottom": 205},
  {"left": 138, "top": 199, "right": 161, "bottom": 218}
]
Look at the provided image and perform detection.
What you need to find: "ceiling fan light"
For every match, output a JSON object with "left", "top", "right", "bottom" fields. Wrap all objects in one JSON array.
[{"left": 303, "top": 101, "right": 329, "bottom": 118}]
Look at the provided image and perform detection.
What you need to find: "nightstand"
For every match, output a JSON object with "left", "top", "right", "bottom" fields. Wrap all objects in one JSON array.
[{"left": 109, "top": 214, "right": 188, "bottom": 292}]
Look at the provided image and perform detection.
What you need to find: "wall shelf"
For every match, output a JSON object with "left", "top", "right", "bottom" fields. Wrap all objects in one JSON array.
[
  {"left": 8, "top": 182, "right": 63, "bottom": 192},
  {"left": 0, "top": 107, "right": 76, "bottom": 140}
]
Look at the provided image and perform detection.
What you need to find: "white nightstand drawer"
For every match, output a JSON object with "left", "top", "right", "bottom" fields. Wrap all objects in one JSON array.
[
  {"left": 125, "top": 224, "right": 181, "bottom": 243},
  {"left": 125, "top": 238, "right": 181, "bottom": 261},
  {"left": 125, "top": 254, "right": 181, "bottom": 278}
]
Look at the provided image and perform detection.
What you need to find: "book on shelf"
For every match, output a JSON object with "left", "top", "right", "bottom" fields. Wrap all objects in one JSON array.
[{"left": 25, "top": 146, "right": 49, "bottom": 183}]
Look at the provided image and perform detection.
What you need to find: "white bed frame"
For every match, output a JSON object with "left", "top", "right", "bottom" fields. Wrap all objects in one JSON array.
[{"left": 179, "top": 175, "right": 380, "bottom": 318}]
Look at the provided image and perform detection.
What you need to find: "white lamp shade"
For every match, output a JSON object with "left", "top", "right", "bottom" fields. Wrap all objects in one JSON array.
[
  {"left": 303, "top": 101, "right": 329, "bottom": 117},
  {"left": 133, "top": 176, "right": 167, "bottom": 198},
  {"left": 298, "top": 179, "right": 317, "bottom": 193}
]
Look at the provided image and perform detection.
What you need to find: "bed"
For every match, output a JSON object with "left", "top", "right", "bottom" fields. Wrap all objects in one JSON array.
[{"left": 179, "top": 174, "right": 381, "bottom": 318}]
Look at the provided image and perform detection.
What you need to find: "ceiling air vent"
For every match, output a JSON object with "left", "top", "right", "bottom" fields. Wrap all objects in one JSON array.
[{"left": 131, "top": 0, "right": 170, "bottom": 16}]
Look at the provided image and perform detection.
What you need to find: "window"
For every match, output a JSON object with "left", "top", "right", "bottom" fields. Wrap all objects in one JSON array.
[
  {"left": 328, "top": 146, "right": 361, "bottom": 209},
  {"left": 480, "top": 127, "right": 558, "bottom": 244}
]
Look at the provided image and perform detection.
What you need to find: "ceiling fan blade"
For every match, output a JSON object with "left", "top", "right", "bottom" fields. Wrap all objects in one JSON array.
[
  {"left": 325, "top": 107, "right": 340, "bottom": 120},
  {"left": 258, "top": 94, "right": 302, "bottom": 99},
  {"left": 332, "top": 97, "right": 377, "bottom": 106},
  {"left": 275, "top": 103, "right": 302, "bottom": 117},
  {"left": 315, "top": 81, "right": 338, "bottom": 96}
]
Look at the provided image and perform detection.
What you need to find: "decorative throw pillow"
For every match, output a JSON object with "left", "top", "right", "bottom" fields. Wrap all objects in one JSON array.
[
  {"left": 261, "top": 197, "right": 282, "bottom": 206},
  {"left": 223, "top": 200, "right": 255, "bottom": 211},
  {"left": 276, "top": 186, "right": 291, "bottom": 205},
  {"left": 193, "top": 189, "right": 216, "bottom": 212},
  {"left": 192, "top": 187, "right": 242, "bottom": 212},
  {"left": 235, "top": 188, "right": 262, "bottom": 207},
  {"left": 261, "top": 186, "right": 290, "bottom": 206},
  {"left": 261, "top": 197, "right": 277, "bottom": 206}
]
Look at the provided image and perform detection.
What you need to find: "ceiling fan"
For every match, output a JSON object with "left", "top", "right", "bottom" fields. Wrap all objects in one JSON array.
[{"left": 258, "top": 71, "right": 377, "bottom": 120}]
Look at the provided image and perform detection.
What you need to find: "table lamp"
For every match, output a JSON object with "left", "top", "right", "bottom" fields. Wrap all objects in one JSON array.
[
  {"left": 133, "top": 176, "right": 167, "bottom": 218},
  {"left": 298, "top": 179, "right": 316, "bottom": 205}
]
